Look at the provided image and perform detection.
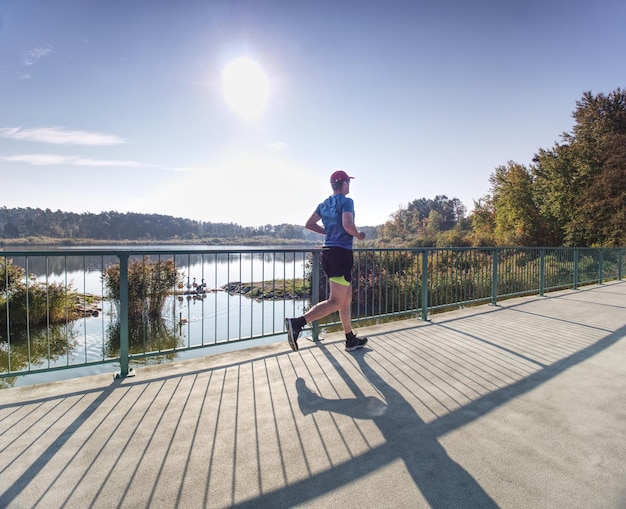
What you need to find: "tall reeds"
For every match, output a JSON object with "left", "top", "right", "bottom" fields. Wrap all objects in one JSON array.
[
  {"left": 102, "top": 257, "right": 181, "bottom": 318},
  {"left": 0, "top": 258, "right": 77, "bottom": 327}
]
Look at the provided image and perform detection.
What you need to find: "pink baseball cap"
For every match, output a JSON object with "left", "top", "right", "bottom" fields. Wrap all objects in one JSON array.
[{"left": 330, "top": 170, "right": 354, "bottom": 183}]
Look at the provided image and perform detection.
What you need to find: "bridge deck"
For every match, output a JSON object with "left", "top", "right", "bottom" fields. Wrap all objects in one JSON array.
[{"left": 2, "top": 282, "right": 626, "bottom": 508}]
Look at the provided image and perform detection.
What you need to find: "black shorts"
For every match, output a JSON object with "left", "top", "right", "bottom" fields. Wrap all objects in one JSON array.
[{"left": 322, "top": 247, "right": 353, "bottom": 282}]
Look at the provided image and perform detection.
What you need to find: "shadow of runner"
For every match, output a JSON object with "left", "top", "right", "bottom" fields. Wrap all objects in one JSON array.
[
  {"left": 232, "top": 345, "right": 499, "bottom": 509},
  {"left": 351, "top": 349, "right": 499, "bottom": 508},
  {"left": 295, "top": 377, "right": 388, "bottom": 419}
]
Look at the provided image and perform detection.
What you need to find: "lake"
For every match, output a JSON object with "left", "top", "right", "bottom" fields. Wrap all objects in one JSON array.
[{"left": 1, "top": 246, "right": 316, "bottom": 388}]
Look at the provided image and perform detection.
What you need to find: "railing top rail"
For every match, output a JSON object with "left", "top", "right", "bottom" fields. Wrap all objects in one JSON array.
[
  {"left": 0, "top": 247, "right": 323, "bottom": 257},
  {"left": 1, "top": 246, "right": 624, "bottom": 257},
  {"left": 352, "top": 246, "right": 625, "bottom": 253}
]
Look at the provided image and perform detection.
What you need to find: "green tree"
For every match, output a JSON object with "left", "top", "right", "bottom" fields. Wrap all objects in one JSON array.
[
  {"left": 469, "top": 196, "right": 496, "bottom": 246},
  {"left": 533, "top": 88, "right": 626, "bottom": 246},
  {"left": 489, "top": 162, "right": 543, "bottom": 246},
  {"left": 378, "top": 195, "right": 467, "bottom": 243},
  {"left": 424, "top": 210, "right": 443, "bottom": 238}
]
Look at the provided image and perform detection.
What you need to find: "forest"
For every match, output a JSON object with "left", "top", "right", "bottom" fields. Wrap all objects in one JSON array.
[
  {"left": 1, "top": 89, "right": 624, "bottom": 248},
  {"left": 0, "top": 208, "right": 327, "bottom": 244}
]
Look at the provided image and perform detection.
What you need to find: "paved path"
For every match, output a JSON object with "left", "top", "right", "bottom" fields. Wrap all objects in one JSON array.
[{"left": 1, "top": 282, "right": 626, "bottom": 508}]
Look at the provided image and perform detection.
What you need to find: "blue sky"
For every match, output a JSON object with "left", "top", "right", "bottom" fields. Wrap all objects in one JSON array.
[{"left": 1, "top": 0, "right": 625, "bottom": 228}]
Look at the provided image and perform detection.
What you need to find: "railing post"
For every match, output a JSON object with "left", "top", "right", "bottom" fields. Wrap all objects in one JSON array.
[
  {"left": 421, "top": 250, "right": 428, "bottom": 321},
  {"left": 491, "top": 248, "right": 498, "bottom": 306},
  {"left": 539, "top": 248, "right": 546, "bottom": 297},
  {"left": 620, "top": 249, "right": 623, "bottom": 280},
  {"left": 598, "top": 249, "right": 604, "bottom": 284},
  {"left": 116, "top": 253, "right": 133, "bottom": 378},
  {"left": 573, "top": 249, "right": 579, "bottom": 290},
  {"left": 311, "top": 250, "right": 321, "bottom": 340}
]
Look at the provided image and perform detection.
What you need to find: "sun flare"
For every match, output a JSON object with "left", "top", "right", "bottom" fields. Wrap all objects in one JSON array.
[{"left": 222, "top": 57, "right": 270, "bottom": 119}]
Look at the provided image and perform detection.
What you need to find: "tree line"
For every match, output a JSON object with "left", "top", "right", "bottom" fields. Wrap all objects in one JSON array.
[
  {"left": 376, "top": 88, "right": 626, "bottom": 248},
  {"left": 0, "top": 208, "right": 327, "bottom": 243}
]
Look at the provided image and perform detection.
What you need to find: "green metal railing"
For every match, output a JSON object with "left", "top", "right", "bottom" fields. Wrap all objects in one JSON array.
[{"left": 1, "top": 246, "right": 624, "bottom": 386}]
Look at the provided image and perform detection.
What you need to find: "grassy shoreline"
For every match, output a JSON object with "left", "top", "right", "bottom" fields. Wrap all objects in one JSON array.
[{"left": 0, "top": 236, "right": 321, "bottom": 248}]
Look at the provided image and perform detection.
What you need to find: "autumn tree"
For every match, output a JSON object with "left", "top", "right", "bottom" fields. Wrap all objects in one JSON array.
[
  {"left": 476, "top": 89, "right": 626, "bottom": 247},
  {"left": 533, "top": 88, "right": 626, "bottom": 246},
  {"left": 574, "top": 132, "right": 626, "bottom": 245}
]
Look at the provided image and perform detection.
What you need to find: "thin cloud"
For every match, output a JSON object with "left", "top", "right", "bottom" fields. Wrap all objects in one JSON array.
[
  {"left": 3, "top": 154, "right": 72, "bottom": 165},
  {"left": 1, "top": 153, "right": 171, "bottom": 170},
  {"left": 71, "top": 157, "right": 149, "bottom": 168},
  {"left": 21, "top": 46, "right": 54, "bottom": 66},
  {"left": 0, "top": 127, "right": 126, "bottom": 146}
]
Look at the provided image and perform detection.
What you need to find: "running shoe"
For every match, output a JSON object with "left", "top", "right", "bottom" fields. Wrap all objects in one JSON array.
[
  {"left": 345, "top": 334, "right": 368, "bottom": 352},
  {"left": 285, "top": 317, "right": 301, "bottom": 351}
]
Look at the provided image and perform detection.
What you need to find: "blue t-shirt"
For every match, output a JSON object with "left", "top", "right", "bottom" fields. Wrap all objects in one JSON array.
[{"left": 315, "top": 194, "right": 355, "bottom": 250}]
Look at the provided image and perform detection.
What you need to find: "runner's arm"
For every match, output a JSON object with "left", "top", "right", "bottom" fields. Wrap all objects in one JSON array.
[
  {"left": 342, "top": 212, "right": 366, "bottom": 240},
  {"left": 305, "top": 212, "right": 325, "bottom": 235}
]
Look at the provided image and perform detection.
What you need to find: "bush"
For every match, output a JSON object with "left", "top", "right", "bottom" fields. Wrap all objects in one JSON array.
[
  {"left": 0, "top": 258, "right": 78, "bottom": 327},
  {"left": 103, "top": 257, "right": 182, "bottom": 318}
]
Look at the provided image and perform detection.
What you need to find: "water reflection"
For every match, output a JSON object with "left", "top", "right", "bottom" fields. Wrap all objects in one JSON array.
[
  {"left": 5, "top": 250, "right": 310, "bottom": 278},
  {"left": 105, "top": 317, "right": 180, "bottom": 363},
  {"left": 3, "top": 250, "right": 310, "bottom": 296},
  {"left": 0, "top": 323, "right": 79, "bottom": 388}
]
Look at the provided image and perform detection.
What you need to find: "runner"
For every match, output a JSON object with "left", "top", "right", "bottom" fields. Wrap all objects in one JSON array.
[{"left": 285, "top": 170, "right": 368, "bottom": 352}]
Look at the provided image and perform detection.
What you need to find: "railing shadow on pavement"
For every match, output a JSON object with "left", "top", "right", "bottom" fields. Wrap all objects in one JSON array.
[
  {"left": 229, "top": 287, "right": 626, "bottom": 508},
  {"left": 1, "top": 283, "right": 625, "bottom": 508}
]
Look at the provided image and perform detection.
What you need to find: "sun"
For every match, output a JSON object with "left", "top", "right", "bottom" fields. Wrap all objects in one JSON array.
[{"left": 222, "top": 57, "right": 270, "bottom": 119}]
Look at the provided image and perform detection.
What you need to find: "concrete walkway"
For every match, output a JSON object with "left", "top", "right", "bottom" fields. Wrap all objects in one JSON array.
[{"left": 1, "top": 282, "right": 626, "bottom": 509}]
